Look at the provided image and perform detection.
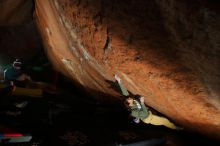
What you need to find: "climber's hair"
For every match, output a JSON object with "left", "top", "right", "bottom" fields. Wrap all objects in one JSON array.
[
  {"left": 133, "top": 94, "right": 141, "bottom": 101},
  {"left": 123, "top": 94, "right": 139, "bottom": 108}
]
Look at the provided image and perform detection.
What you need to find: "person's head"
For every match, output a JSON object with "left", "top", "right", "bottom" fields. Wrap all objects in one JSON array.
[
  {"left": 124, "top": 94, "right": 142, "bottom": 108},
  {"left": 125, "top": 96, "right": 134, "bottom": 107},
  {"left": 13, "top": 59, "right": 22, "bottom": 70}
]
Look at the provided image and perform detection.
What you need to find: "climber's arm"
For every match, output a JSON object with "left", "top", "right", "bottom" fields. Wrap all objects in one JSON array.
[
  {"left": 140, "top": 96, "right": 149, "bottom": 112},
  {"left": 114, "top": 75, "right": 129, "bottom": 96}
]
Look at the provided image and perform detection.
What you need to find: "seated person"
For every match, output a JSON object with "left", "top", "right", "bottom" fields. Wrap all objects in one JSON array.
[
  {"left": 4, "top": 59, "right": 31, "bottom": 87},
  {"left": 2, "top": 59, "right": 42, "bottom": 97}
]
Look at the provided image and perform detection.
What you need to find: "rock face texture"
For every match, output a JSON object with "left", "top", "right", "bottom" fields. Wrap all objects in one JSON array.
[{"left": 35, "top": 0, "right": 220, "bottom": 139}]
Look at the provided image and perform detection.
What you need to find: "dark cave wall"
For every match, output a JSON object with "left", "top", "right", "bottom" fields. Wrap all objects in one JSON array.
[
  {"left": 0, "top": 0, "right": 34, "bottom": 26},
  {"left": 0, "top": 0, "right": 42, "bottom": 75}
]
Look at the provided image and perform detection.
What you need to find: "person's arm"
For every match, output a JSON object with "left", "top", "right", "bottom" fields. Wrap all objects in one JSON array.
[
  {"left": 114, "top": 75, "right": 129, "bottom": 96},
  {"left": 140, "top": 96, "right": 149, "bottom": 112},
  {"left": 118, "top": 82, "right": 130, "bottom": 96}
]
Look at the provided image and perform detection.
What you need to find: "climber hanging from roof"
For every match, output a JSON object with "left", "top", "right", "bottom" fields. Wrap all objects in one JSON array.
[{"left": 114, "top": 74, "right": 183, "bottom": 130}]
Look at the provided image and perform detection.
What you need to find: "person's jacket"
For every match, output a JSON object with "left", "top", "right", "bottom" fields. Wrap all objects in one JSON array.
[
  {"left": 4, "top": 67, "right": 22, "bottom": 81},
  {"left": 130, "top": 99, "right": 149, "bottom": 120}
]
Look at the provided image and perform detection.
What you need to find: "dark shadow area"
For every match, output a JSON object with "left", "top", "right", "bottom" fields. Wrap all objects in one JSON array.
[
  {"left": 0, "top": 0, "right": 42, "bottom": 72},
  {"left": 0, "top": 76, "right": 220, "bottom": 146},
  {"left": 0, "top": 55, "right": 219, "bottom": 145},
  {"left": 0, "top": 22, "right": 42, "bottom": 65}
]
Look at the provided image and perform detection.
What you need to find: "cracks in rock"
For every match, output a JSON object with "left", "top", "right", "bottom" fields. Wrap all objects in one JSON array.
[
  {"left": 103, "top": 28, "right": 111, "bottom": 55},
  {"left": 102, "top": 28, "right": 112, "bottom": 65}
]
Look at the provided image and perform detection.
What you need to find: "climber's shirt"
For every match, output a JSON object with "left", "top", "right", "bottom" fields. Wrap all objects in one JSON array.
[{"left": 130, "top": 99, "right": 149, "bottom": 120}]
